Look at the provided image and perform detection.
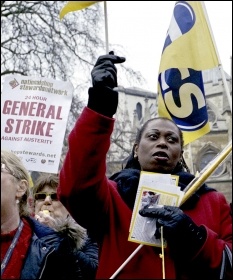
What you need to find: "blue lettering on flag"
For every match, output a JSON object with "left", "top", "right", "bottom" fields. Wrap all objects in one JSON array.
[
  {"left": 158, "top": 68, "right": 208, "bottom": 131},
  {"left": 163, "top": 1, "right": 195, "bottom": 53}
]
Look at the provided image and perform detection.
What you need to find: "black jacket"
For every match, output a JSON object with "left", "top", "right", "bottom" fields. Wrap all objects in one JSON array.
[{"left": 20, "top": 217, "right": 98, "bottom": 279}]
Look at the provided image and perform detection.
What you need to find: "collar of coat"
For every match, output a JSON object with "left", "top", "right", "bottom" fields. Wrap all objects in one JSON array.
[{"left": 27, "top": 215, "right": 87, "bottom": 250}]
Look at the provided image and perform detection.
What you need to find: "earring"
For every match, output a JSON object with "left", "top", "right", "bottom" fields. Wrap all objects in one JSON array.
[
  {"left": 134, "top": 154, "right": 138, "bottom": 159},
  {"left": 16, "top": 199, "right": 20, "bottom": 204}
]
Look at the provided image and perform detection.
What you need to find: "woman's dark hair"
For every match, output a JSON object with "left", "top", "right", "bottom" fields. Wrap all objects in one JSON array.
[{"left": 124, "top": 117, "right": 190, "bottom": 173}]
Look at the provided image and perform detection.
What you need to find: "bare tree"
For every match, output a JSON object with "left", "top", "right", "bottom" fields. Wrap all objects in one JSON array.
[
  {"left": 60, "top": 94, "right": 84, "bottom": 165},
  {"left": 1, "top": 1, "right": 144, "bottom": 171},
  {"left": 1, "top": 1, "right": 104, "bottom": 81},
  {"left": 1, "top": 1, "right": 143, "bottom": 83}
]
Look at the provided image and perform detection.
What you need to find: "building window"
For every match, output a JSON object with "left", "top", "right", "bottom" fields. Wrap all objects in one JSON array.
[
  {"left": 136, "top": 102, "right": 142, "bottom": 121},
  {"left": 196, "top": 145, "right": 227, "bottom": 177},
  {"left": 207, "top": 109, "right": 217, "bottom": 124}
]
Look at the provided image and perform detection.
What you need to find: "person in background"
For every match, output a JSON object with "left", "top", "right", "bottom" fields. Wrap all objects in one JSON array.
[
  {"left": 57, "top": 52, "right": 232, "bottom": 279},
  {"left": 1, "top": 150, "right": 76, "bottom": 279},
  {"left": 31, "top": 173, "right": 98, "bottom": 280}
]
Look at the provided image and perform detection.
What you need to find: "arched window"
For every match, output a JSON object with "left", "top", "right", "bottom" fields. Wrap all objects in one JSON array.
[
  {"left": 195, "top": 144, "right": 227, "bottom": 177},
  {"left": 136, "top": 102, "right": 142, "bottom": 121}
]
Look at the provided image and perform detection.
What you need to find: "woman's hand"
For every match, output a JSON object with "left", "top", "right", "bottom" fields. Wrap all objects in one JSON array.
[{"left": 35, "top": 210, "right": 56, "bottom": 228}]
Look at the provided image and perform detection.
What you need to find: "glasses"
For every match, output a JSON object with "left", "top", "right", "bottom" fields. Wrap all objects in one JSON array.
[
  {"left": 34, "top": 192, "right": 58, "bottom": 201},
  {"left": 1, "top": 163, "right": 20, "bottom": 180}
]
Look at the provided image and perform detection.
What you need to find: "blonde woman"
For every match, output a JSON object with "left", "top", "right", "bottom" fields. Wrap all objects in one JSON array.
[{"left": 1, "top": 150, "right": 77, "bottom": 279}]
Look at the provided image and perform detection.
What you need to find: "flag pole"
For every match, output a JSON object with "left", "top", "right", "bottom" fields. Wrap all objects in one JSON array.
[
  {"left": 109, "top": 141, "right": 232, "bottom": 279},
  {"left": 201, "top": 1, "right": 232, "bottom": 113},
  {"left": 109, "top": 244, "right": 144, "bottom": 279},
  {"left": 103, "top": 1, "right": 109, "bottom": 53},
  {"left": 181, "top": 140, "right": 232, "bottom": 204}
]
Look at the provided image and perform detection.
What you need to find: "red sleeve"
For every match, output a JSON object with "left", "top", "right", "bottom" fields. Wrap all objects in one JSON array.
[
  {"left": 58, "top": 107, "right": 115, "bottom": 230},
  {"left": 187, "top": 191, "right": 232, "bottom": 277}
]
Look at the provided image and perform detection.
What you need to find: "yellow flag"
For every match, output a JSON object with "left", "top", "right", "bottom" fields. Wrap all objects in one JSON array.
[
  {"left": 60, "top": 1, "right": 101, "bottom": 20},
  {"left": 159, "top": 1, "right": 218, "bottom": 72},
  {"left": 157, "top": 1, "right": 219, "bottom": 145}
]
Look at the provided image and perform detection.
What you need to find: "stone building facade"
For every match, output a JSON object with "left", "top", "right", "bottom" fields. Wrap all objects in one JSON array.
[{"left": 107, "top": 68, "right": 232, "bottom": 203}]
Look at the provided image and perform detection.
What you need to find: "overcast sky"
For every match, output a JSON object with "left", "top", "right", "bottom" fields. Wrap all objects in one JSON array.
[{"left": 104, "top": 1, "right": 232, "bottom": 92}]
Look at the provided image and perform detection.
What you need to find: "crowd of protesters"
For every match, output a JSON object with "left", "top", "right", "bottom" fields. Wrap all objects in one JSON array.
[{"left": 1, "top": 51, "right": 232, "bottom": 279}]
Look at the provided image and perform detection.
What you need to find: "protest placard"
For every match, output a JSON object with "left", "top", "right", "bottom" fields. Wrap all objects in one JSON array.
[
  {"left": 128, "top": 171, "right": 184, "bottom": 247},
  {"left": 1, "top": 75, "right": 73, "bottom": 173}
]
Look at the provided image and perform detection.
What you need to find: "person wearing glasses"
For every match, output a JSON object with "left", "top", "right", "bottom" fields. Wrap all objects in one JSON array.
[
  {"left": 1, "top": 150, "right": 80, "bottom": 279},
  {"left": 31, "top": 173, "right": 98, "bottom": 280}
]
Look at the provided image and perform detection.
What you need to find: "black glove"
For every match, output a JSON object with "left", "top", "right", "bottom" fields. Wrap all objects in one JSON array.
[
  {"left": 139, "top": 205, "right": 207, "bottom": 262},
  {"left": 91, "top": 51, "right": 125, "bottom": 88},
  {"left": 88, "top": 51, "right": 126, "bottom": 117}
]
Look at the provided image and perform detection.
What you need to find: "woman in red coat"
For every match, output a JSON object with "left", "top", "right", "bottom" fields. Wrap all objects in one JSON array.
[{"left": 58, "top": 53, "right": 232, "bottom": 279}]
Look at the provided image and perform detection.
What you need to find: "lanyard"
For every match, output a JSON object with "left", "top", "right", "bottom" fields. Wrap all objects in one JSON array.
[{"left": 1, "top": 220, "right": 24, "bottom": 276}]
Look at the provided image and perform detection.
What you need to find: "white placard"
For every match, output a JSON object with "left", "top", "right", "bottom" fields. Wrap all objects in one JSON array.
[
  {"left": 1, "top": 75, "right": 73, "bottom": 173},
  {"left": 128, "top": 171, "right": 184, "bottom": 247}
]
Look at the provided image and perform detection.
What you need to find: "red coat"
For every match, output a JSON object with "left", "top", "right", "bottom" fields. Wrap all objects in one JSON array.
[{"left": 58, "top": 107, "right": 232, "bottom": 279}]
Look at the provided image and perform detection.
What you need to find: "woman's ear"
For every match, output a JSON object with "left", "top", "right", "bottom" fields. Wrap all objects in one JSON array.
[{"left": 16, "top": 180, "right": 28, "bottom": 199}]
